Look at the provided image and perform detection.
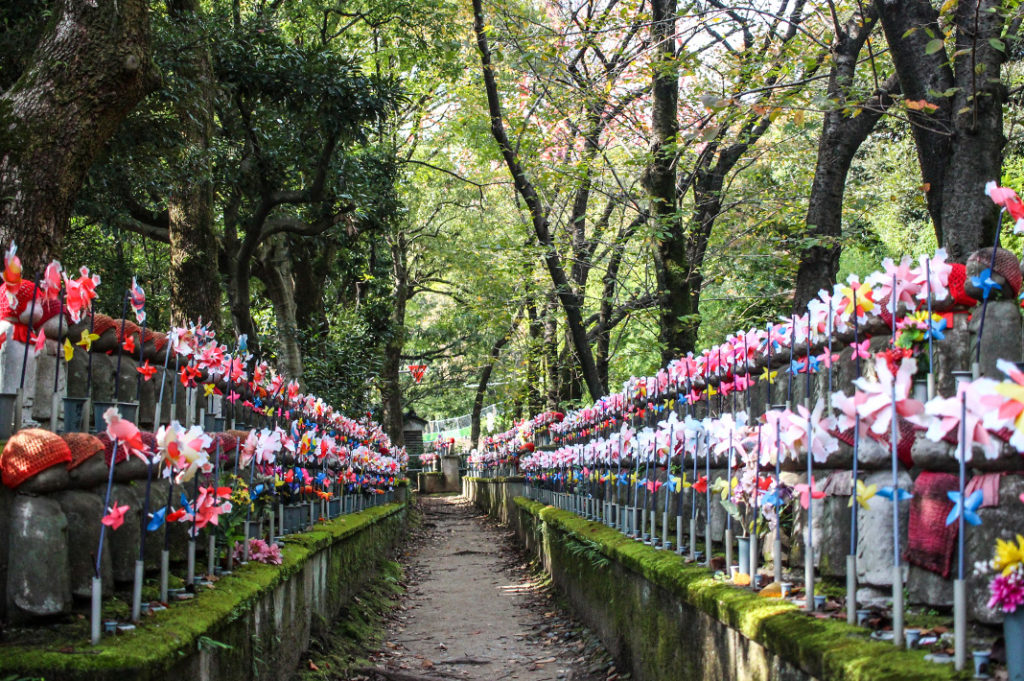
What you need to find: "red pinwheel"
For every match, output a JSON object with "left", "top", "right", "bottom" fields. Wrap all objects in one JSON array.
[
  {"left": 137, "top": 360, "right": 157, "bottom": 381},
  {"left": 693, "top": 475, "right": 709, "bottom": 494},
  {"left": 102, "top": 502, "right": 131, "bottom": 530}
]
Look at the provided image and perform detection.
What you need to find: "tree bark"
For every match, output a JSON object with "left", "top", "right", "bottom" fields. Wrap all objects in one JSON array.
[
  {"left": 792, "top": 10, "right": 896, "bottom": 312},
  {"left": 648, "top": 0, "right": 694, "bottom": 364},
  {"left": 471, "top": 0, "right": 605, "bottom": 401},
  {"left": 380, "top": 231, "right": 410, "bottom": 447},
  {"left": 873, "top": 0, "right": 1006, "bottom": 260},
  {"left": 0, "top": 0, "right": 152, "bottom": 274},
  {"left": 167, "top": 0, "right": 221, "bottom": 328},
  {"left": 254, "top": 241, "right": 304, "bottom": 382}
]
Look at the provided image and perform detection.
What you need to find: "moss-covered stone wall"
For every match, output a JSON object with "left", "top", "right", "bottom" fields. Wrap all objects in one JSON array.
[
  {"left": 466, "top": 480, "right": 966, "bottom": 681},
  {"left": 0, "top": 502, "right": 408, "bottom": 681}
]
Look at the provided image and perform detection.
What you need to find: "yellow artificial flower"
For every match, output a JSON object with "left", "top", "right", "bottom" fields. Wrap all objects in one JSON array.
[{"left": 993, "top": 534, "right": 1024, "bottom": 576}]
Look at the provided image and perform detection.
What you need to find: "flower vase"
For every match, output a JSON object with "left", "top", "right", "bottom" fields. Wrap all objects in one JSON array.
[
  {"left": 1006, "top": 608, "right": 1024, "bottom": 681},
  {"left": 737, "top": 536, "right": 751, "bottom": 576}
]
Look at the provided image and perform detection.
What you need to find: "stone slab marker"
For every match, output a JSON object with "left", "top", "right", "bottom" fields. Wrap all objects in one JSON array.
[{"left": 6, "top": 495, "right": 71, "bottom": 621}]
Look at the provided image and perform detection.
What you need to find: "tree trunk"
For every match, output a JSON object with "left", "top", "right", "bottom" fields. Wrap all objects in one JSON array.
[
  {"left": 255, "top": 242, "right": 304, "bottom": 382},
  {"left": 792, "top": 11, "right": 896, "bottom": 312},
  {"left": 380, "top": 232, "right": 410, "bottom": 447},
  {"left": 167, "top": 0, "right": 220, "bottom": 328},
  {"left": 544, "top": 296, "right": 559, "bottom": 410},
  {"left": 648, "top": 0, "right": 694, "bottom": 363},
  {"left": 526, "top": 298, "right": 543, "bottom": 415},
  {"left": 873, "top": 0, "right": 1005, "bottom": 260},
  {"left": 471, "top": 0, "right": 605, "bottom": 401},
  {"left": 0, "top": 0, "right": 152, "bottom": 274}
]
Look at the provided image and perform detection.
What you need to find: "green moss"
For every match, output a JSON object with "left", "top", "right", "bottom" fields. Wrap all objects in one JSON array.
[
  {"left": 0, "top": 502, "right": 407, "bottom": 680},
  {"left": 514, "top": 496, "right": 968, "bottom": 681}
]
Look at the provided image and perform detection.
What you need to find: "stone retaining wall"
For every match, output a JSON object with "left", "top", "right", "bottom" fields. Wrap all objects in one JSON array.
[
  {"left": 0, "top": 502, "right": 408, "bottom": 681},
  {"left": 465, "top": 478, "right": 960, "bottom": 681}
]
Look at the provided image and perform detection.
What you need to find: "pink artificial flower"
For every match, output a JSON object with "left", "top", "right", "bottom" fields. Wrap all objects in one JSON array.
[{"left": 988, "top": 572, "right": 1024, "bottom": 613}]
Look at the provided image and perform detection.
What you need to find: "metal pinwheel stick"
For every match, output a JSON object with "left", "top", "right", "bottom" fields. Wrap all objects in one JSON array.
[
  {"left": 804, "top": 316, "right": 816, "bottom": 613},
  {"left": 848, "top": 284, "right": 863, "bottom": 627}
]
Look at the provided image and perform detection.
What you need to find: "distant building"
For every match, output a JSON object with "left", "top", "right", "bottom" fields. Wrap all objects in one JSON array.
[{"left": 402, "top": 410, "right": 428, "bottom": 461}]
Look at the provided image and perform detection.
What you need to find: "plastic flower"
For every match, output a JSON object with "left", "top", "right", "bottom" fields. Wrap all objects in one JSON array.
[
  {"left": 988, "top": 572, "right": 1024, "bottom": 613},
  {"left": 850, "top": 479, "right": 878, "bottom": 510},
  {"left": 993, "top": 535, "right": 1024, "bottom": 577}
]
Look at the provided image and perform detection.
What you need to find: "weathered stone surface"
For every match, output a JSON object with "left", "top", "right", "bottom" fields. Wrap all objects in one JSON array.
[
  {"left": 30, "top": 348, "right": 64, "bottom": 423},
  {"left": 6, "top": 495, "right": 71, "bottom": 621},
  {"left": 90, "top": 353, "right": 116, "bottom": 403},
  {"left": 817, "top": 489, "right": 852, "bottom": 577},
  {"left": 856, "top": 469, "right": 911, "bottom": 587},
  {"left": 54, "top": 490, "right": 113, "bottom": 598},
  {"left": 113, "top": 456, "right": 149, "bottom": 483},
  {"left": 69, "top": 454, "right": 111, "bottom": 488},
  {"left": 114, "top": 356, "right": 137, "bottom": 402},
  {"left": 104, "top": 483, "right": 142, "bottom": 583},
  {"left": 65, "top": 344, "right": 90, "bottom": 399},
  {"left": 18, "top": 463, "right": 70, "bottom": 494},
  {"left": 970, "top": 300, "right": 1022, "bottom": 380},
  {"left": 787, "top": 471, "right": 826, "bottom": 569},
  {"left": 0, "top": 486, "right": 13, "bottom": 621},
  {"left": 968, "top": 474, "right": 1024, "bottom": 624},
  {"left": 907, "top": 565, "right": 953, "bottom": 608}
]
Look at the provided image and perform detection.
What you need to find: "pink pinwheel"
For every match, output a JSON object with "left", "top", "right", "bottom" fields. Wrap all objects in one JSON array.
[
  {"left": 850, "top": 339, "right": 871, "bottom": 360},
  {"left": 781, "top": 399, "right": 838, "bottom": 464},
  {"left": 29, "top": 330, "right": 45, "bottom": 356},
  {"left": 986, "top": 181, "right": 1024, "bottom": 232},
  {"left": 836, "top": 275, "right": 876, "bottom": 321},
  {"left": 817, "top": 349, "right": 840, "bottom": 368},
  {"left": 41, "top": 260, "right": 62, "bottom": 302},
  {"left": 104, "top": 407, "right": 149, "bottom": 461},
  {"left": 793, "top": 477, "right": 825, "bottom": 509},
  {"left": 988, "top": 359, "right": 1024, "bottom": 451},
  {"left": 922, "top": 380, "right": 1002, "bottom": 459},
  {"left": 869, "top": 255, "right": 922, "bottom": 312},
  {"left": 62, "top": 266, "right": 100, "bottom": 323},
  {"left": 831, "top": 389, "right": 868, "bottom": 433},
  {"left": 854, "top": 356, "right": 925, "bottom": 438},
  {"left": 102, "top": 502, "right": 131, "bottom": 530},
  {"left": 191, "top": 485, "right": 232, "bottom": 534},
  {"left": 915, "top": 249, "right": 952, "bottom": 302}
]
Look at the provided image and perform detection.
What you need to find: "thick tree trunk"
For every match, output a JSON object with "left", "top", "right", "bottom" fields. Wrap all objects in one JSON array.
[
  {"left": 167, "top": 0, "right": 220, "bottom": 328},
  {"left": 873, "top": 0, "right": 1005, "bottom": 259},
  {"left": 526, "top": 299, "right": 543, "bottom": 415},
  {"left": 544, "top": 296, "right": 559, "bottom": 410},
  {"left": 255, "top": 243, "right": 304, "bottom": 382},
  {"left": 648, "top": 0, "right": 694, "bottom": 363},
  {"left": 792, "top": 11, "right": 896, "bottom": 311},
  {"left": 0, "top": 0, "right": 152, "bottom": 274}
]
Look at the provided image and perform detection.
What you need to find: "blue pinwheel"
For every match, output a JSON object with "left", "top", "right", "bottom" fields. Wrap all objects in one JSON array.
[
  {"left": 180, "top": 492, "right": 195, "bottom": 515},
  {"left": 666, "top": 476, "right": 678, "bottom": 493},
  {"left": 946, "top": 489, "right": 984, "bottom": 526},
  {"left": 617, "top": 472, "right": 629, "bottom": 486},
  {"left": 925, "top": 316, "right": 947, "bottom": 341},
  {"left": 790, "top": 359, "right": 806, "bottom": 375},
  {"left": 970, "top": 268, "right": 1002, "bottom": 300},
  {"left": 805, "top": 355, "right": 822, "bottom": 375},
  {"left": 249, "top": 483, "right": 265, "bottom": 501},
  {"left": 147, "top": 506, "right": 167, "bottom": 532},
  {"left": 876, "top": 486, "right": 913, "bottom": 502},
  {"left": 635, "top": 476, "right": 647, "bottom": 489},
  {"left": 761, "top": 488, "right": 783, "bottom": 508}
]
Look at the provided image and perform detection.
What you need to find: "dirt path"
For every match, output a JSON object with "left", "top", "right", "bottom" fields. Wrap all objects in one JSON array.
[{"left": 359, "top": 495, "right": 622, "bottom": 681}]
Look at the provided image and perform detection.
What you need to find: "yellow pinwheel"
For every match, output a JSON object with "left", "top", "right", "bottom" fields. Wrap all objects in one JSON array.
[
  {"left": 63, "top": 338, "right": 74, "bottom": 362},
  {"left": 77, "top": 331, "right": 100, "bottom": 352},
  {"left": 203, "top": 383, "right": 216, "bottom": 397},
  {"left": 711, "top": 476, "right": 738, "bottom": 501},
  {"left": 759, "top": 367, "right": 778, "bottom": 385},
  {"left": 849, "top": 479, "right": 878, "bottom": 510}
]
